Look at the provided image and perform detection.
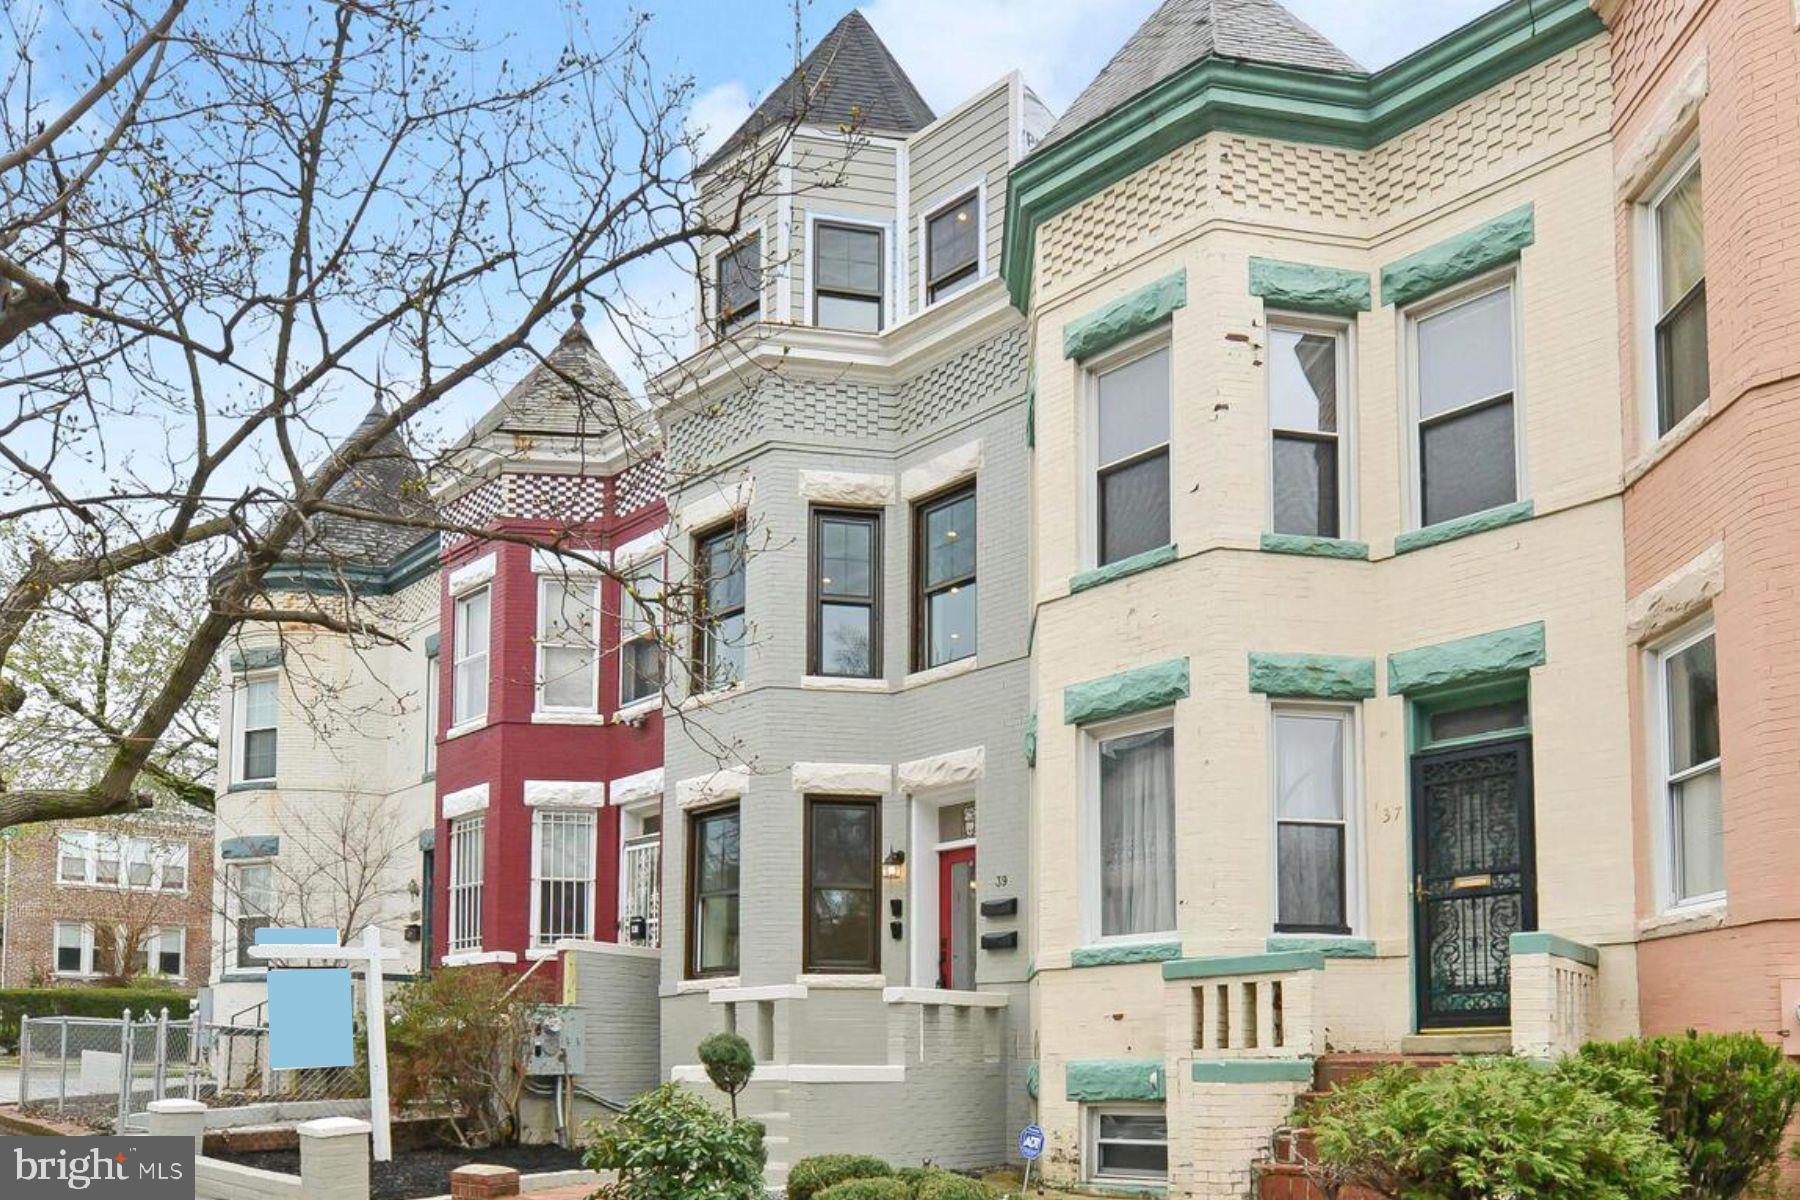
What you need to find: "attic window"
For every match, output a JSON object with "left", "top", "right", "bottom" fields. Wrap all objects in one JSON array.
[
  {"left": 717, "top": 234, "right": 762, "bottom": 335},
  {"left": 813, "top": 222, "right": 884, "bottom": 333},
  {"left": 927, "top": 192, "right": 980, "bottom": 303}
]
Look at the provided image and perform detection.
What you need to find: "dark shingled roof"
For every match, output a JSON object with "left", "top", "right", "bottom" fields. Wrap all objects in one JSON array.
[
  {"left": 296, "top": 401, "right": 436, "bottom": 568},
  {"left": 697, "top": 10, "right": 934, "bottom": 175},
  {"left": 456, "top": 317, "right": 634, "bottom": 445},
  {"left": 1041, "top": 0, "right": 1362, "bottom": 148}
]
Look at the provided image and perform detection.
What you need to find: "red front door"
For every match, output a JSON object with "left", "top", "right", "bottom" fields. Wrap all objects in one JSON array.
[{"left": 938, "top": 846, "right": 977, "bottom": 990}]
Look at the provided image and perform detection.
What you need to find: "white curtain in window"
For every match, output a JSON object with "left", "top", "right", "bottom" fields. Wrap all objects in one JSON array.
[{"left": 1099, "top": 729, "right": 1176, "bottom": 937}]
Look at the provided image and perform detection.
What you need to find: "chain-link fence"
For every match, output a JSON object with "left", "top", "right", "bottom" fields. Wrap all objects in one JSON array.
[{"left": 197, "top": 1022, "right": 371, "bottom": 1123}]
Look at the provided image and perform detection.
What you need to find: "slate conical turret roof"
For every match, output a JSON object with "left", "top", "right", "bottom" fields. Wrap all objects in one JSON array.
[
  {"left": 1041, "top": 0, "right": 1362, "bottom": 148},
  {"left": 457, "top": 314, "right": 634, "bottom": 446},
  {"left": 697, "top": 10, "right": 935, "bottom": 175},
  {"left": 302, "top": 401, "right": 436, "bottom": 567}
]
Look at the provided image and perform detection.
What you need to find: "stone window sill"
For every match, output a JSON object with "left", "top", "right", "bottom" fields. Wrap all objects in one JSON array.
[
  {"left": 1624, "top": 399, "right": 1711, "bottom": 487},
  {"left": 902, "top": 657, "right": 978, "bottom": 690},
  {"left": 1639, "top": 900, "right": 1726, "bottom": 940}
]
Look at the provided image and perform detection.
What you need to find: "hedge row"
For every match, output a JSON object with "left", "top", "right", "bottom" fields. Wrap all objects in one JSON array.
[{"left": 0, "top": 987, "right": 193, "bottom": 1047}]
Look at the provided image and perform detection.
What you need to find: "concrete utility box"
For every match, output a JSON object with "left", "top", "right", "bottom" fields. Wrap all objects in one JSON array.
[{"left": 525, "top": 1005, "right": 585, "bottom": 1076}]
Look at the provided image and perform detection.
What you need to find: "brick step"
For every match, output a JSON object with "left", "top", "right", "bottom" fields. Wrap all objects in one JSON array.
[
  {"left": 1256, "top": 1161, "right": 1386, "bottom": 1200},
  {"left": 1312, "top": 1052, "right": 1459, "bottom": 1092}
]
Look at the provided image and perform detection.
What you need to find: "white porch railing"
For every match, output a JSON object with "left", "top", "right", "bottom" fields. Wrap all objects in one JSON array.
[{"left": 621, "top": 834, "right": 660, "bottom": 948}]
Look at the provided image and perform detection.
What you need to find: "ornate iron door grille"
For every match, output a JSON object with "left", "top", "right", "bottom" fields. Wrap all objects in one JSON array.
[{"left": 1410, "top": 737, "right": 1536, "bottom": 1030}]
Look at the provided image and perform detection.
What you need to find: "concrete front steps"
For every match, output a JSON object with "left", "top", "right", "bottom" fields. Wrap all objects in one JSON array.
[{"left": 1254, "top": 1049, "right": 1488, "bottom": 1200}]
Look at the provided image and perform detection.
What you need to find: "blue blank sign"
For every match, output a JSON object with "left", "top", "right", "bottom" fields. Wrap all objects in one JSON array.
[
  {"left": 1018, "top": 1124, "right": 1045, "bottom": 1161},
  {"left": 255, "top": 927, "right": 339, "bottom": 947},
  {"left": 267, "top": 967, "right": 355, "bottom": 1069}
]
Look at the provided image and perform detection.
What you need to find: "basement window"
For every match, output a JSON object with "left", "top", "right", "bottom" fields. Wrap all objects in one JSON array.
[{"left": 1088, "top": 1104, "right": 1168, "bottom": 1184}]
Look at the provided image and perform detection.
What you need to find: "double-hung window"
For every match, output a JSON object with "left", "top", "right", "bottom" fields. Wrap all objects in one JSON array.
[
  {"left": 160, "top": 844, "right": 188, "bottom": 892},
  {"left": 231, "top": 861, "right": 274, "bottom": 970},
  {"left": 448, "top": 814, "right": 485, "bottom": 954},
  {"left": 1657, "top": 623, "right": 1722, "bottom": 905},
  {"left": 538, "top": 576, "right": 599, "bottom": 712},
  {"left": 925, "top": 192, "right": 980, "bottom": 304},
  {"left": 694, "top": 524, "right": 747, "bottom": 691},
  {"left": 1088, "top": 1106, "right": 1168, "bottom": 1184},
  {"left": 1410, "top": 280, "right": 1518, "bottom": 527},
  {"left": 913, "top": 485, "right": 976, "bottom": 670},
  {"left": 1651, "top": 153, "right": 1707, "bottom": 435},
  {"left": 238, "top": 676, "right": 278, "bottom": 783},
  {"left": 531, "top": 808, "right": 596, "bottom": 946},
  {"left": 54, "top": 922, "right": 92, "bottom": 976},
  {"left": 154, "top": 928, "right": 185, "bottom": 977},
  {"left": 804, "top": 796, "right": 879, "bottom": 973},
  {"left": 58, "top": 832, "right": 89, "bottom": 883},
  {"left": 424, "top": 648, "right": 440, "bottom": 774},
  {"left": 1273, "top": 709, "right": 1352, "bottom": 934},
  {"left": 1091, "top": 721, "right": 1176, "bottom": 939},
  {"left": 619, "top": 559, "right": 664, "bottom": 708},
  {"left": 716, "top": 234, "right": 762, "bottom": 334},
  {"left": 452, "top": 586, "right": 490, "bottom": 725},
  {"left": 813, "top": 221, "right": 883, "bottom": 332},
  {"left": 1093, "top": 343, "right": 1171, "bottom": 567},
  {"left": 810, "top": 509, "right": 880, "bottom": 678},
  {"left": 689, "top": 805, "right": 741, "bottom": 977},
  {"left": 1269, "top": 324, "right": 1346, "bottom": 539}
]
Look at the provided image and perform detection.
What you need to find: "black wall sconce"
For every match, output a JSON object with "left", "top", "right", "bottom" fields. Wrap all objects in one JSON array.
[{"left": 881, "top": 849, "right": 907, "bottom": 881}]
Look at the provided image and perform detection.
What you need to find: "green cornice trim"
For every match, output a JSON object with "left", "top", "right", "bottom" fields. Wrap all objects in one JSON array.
[
  {"left": 1066, "top": 1059, "right": 1166, "bottom": 1102},
  {"left": 1248, "top": 652, "right": 1377, "bottom": 700},
  {"left": 1071, "top": 940, "right": 1184, "bottom": 968},
  {"left": 1387, "top": 621, "right": 1546, "bottom": 695},
  {"left": 1062, "top": 271, "right": 1187, "bottom": 361},
  {"left": 1001, "top": 0, "right": 1602, "bottom": 308},
  {"left": 262, "top": 532, "right": 442, "bottom": 598},
  {"left": 1064, "top": 657, "right": 1190, "bottom": 726},
  {"left": 1070, "top": 543, "right": 1179, "bottom": 593},
  {"left": 423, "top": 633, "right": 441, "bottom": 658},
  {"left": 1510, "top": 932, "right": 1599, "bottom": 967},
  {"left": 1260, "top": 533, "right": 1370, "bottom": 560},
  {"left": 1266, "top": 935, "right": 1377, "bottom": 958},
  {"left": 1394, "top": 499, "right": 1534, "bottom": 554},
  {"left": 1026, "top": 1061, "right": 1040, "bottom": 1099},
  {"left": 1024, "top": 709, "right": 1038, "bottom": 769},
  {"left": 1191, "top": 1059, "right": 1314, "bottom": 1084},
  {"left": 229, "top": 647, "right": 285, "bottom": 674},
  {"left": 1380, "top": 204, "right": 1535, "bottom": 307},
  {"left": 1024, "top": 371, "right": 1037, "bottom": 449},
  {"left": 1249, "top": 258, "right": 1371, "bottom": 315},
  {"left": 1162, "top": 950, "right": 1325, "bottom": 981}
]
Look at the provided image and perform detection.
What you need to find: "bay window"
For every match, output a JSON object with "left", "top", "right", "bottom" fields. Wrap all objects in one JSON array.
[
  {"left": 716, "top": 234, "right": 762, "bottom": 334},
  {"left": 1092, "top": 343, "right": 1171, "bottom": 567},
  {"left": 237, "top": 676, "right": 278, "bottom": 782},
  {"left": 813, "top": 221, "right": 883, "bottom": 332},
  {"left": 231, "top": 861, "right": 274, "bottom": 970},
  {"left": 1273, "top": 708, "right": 1352, "bottom": 934},
  {"left": 804, "top": 796, "right": 879, "bottom": 973},
  {"left": 694, "top": 524, "right": 746, "bottom": 692},
  {"left": 688, "top": 805, "right": 740, "bottom": 977},
  {"left": 1651, "top": 152, "right": 1707, "bottom": 435},
  {"left": 810, "top": 509, "right": 880, "bottom": 678},
  {"left": 1656, "top": 622, "right": 1722, "bottom": 905},
  {"left": 1410, "top": 281, "right": 1518, "bottom": 528},
  {"left": 619, "top": 559, "right": 664, "bottom": 708},
  {"left": 537, "top": 575, "right": 599, "bottom": 712},
  {"left": 1269, "top": 324, "right": 1346, "bottom": 539},
  {"left": 913, "top": 484, "right": 976, "bottom": 670},
  {"left": 452, "top": 586, "right": 491, "bottom": 725},
  {"left": 1091, "top": 721, "right": 1176, "bottom": 939},
  {"left": 448, "top": 814, "right": 485, "bottom": 954}
]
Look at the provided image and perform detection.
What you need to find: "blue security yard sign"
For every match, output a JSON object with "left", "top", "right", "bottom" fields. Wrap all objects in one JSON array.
[{"left": 1019, "top": 1124, "right": 1045, "bottom": 1160}]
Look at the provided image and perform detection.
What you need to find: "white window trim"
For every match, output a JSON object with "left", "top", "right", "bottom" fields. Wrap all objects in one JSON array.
[
  {"left": 803, "top": 210, "right": 895, "bottom": 333},
  {"left": 1647, "top": 614, "right": 1724, "bottom": 913},
  {"left": 617, "top": 555, "right": 665, "bottom": 713},
  {"left": 710, "top": 230, "right": 765, "bottom": 341},
  {"left": 144, "top": 925, "right": 187, "bottom": 979},
  {"left": 1080, "top": 708, "right": 1178, "bottom": 946},
  {"left": 529, "top": 807, "right": 598, "bottom": 948},
  {"left": 57, "top": 833, "right": 189, "bottom": 894},
  {"left": 233, "top": 672, "right": 279, "bottom": 785},
  {"left": 1267, "top": 702, "right": 1364, "bottom": 938},
  {"left": 53, "top": 921, "right": 97, "bottom": 978},
  {"left": 1635, "top": 141, "right": 1706, "bottom": 448},
  {"left": 1085, "top": 1102, "right": 1169, "bottom": 1186},
  {"left": 535, "top": 575, "right": 601, "bottom": 715},
  {"left": 451, "top": 585, "right": 492, "bottom": 727},
  {"left": 1265, "top": 313, "right": 1356, "bottom": 540},
  {"left": 228, "top": 859, "right": 275, "bottom": 976},
  {"left": 1084, "top": 329, "right": 1174, "bottom": 571},
  {"left": 915, "top": 178, "right": 988, "bottom": 313},
  {"left": 906, "top": 783, "right": 978, "bottom": 989},
  {"left": 1400, "top": 269, "right": 1528, "bottom": 531}
]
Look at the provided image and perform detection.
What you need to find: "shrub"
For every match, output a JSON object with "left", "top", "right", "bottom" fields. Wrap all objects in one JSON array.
[
  {"left": 1308, "top": 1056, "right": 1683, "bottom": 1200},
  {"left": 814, "top": 1180, "right": 912, "bottom": 1200},
  {"left": 1579, "top": 1031, "right": 1800, "bottom": 1199},
  {"left": 698, "top": 1031, "right": 756, "bottom": 1117},
  {"left": 583, "top": 1083, "right": 765, "bottom": 1200},
  {"left": 787, "top": 1154, "right": 892, "bottom": 1200},
  {"left": 0, "top": 987, "right": 191, "bottom": 1048},
  {"left": 910, "top": 1170, "right": 989, "bottom": 1200}
]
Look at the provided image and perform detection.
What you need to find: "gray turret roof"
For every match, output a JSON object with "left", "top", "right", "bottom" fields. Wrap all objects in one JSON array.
[
  {"left": 300, "top": 401, "right": 435, "bottom": 567},
  {"left": 456, "top": 317, "right": 634, "bottom": 446},
  {"left": 697, "top": 10, "right": 934, "bottom": 175},
  {"left": 1041, "top": 0, "right": 1361, "bottom": 148}
]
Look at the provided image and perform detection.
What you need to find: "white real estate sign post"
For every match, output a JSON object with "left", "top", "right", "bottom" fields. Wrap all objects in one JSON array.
[{"left": 249, "top": 926, "right": 396, "bottom": 1161}]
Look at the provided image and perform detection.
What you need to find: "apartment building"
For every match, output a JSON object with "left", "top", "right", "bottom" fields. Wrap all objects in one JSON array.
[
  {"left": 650, "top": 12, "right": 1046, "bottom": 1178},
  {"left": 1599, "top": 0, "right": 1800, "bottom": 1041}
]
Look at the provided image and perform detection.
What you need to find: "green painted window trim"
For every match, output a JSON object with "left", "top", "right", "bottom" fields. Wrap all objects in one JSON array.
[
  {"left": 1062, "top": 271, "right": 1187, "bottom": 361},
  {"left": 1380, "top": 204, "right": 1535, "bottom": 308},
  {"left": 423, "top": 632, "right": 441, "bottom": 658},
  {"left": 1025, "top": 1061, "right": 1040, "bottom": 1099},
  {"left": 1191, "top": 1058, "right": 1315, "bottom": 1084},
  {"left": 229, "top": 646, "right": 286, "bottom": 673},
  {"left": 1071, "top": 940, "right": 1183, "bottom": 968},
  {"left": 1259, "top": 533, "right": 1369, "bottom": 560},
  {"left": 1001, "top": 0, "right": 1601, "bottom": 308},
  {"left": 1247, "top": 652, "right": 1376, "bottom": 700},
  {"left": 1265, "top": 934, "right": 1376, "bottom": 958},
  {"left": 1509, "top": 931, "right": 1599, "bottom": 967},
  {"left": 1162, "top": 949, "right": 1325, "bottom": 981},
  {"left": 1071, "top": 543, "right": 1179, "bottom": 593},
  {"left": 1393, "top": 499, "right": 1534, "bottom": 554},
  {"left": 1388, "top": 622, "right": 1545, "bottom": 696},
  {"left": 1063, "top": 657, "right": 1190, "bottom": 726},
  {"left": 1409, "top": 676, "right": 1530, "bottom": 752},
  {"left": 1066, "top": 1059, "right": 1166, "bottom": 1102},
  {"left": 1249, "top": 258, "right": 1371, "bottom": 315},
  {"left": 1024, "top": 708, "right": 1038, "bottom": 768}
]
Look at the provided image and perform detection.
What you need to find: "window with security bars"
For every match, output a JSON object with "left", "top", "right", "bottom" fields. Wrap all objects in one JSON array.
[
  {"left": 448, "top": 815, "right": 485, "bottom": 954},
  {"left": 532, "top": 808, "right": 596, "bottom": 946},
  {"left": 1268, "top": 325, "right": 1344, "bottom": 539},
  {"left": 1411, "top": 281, "right": 1518, "bottom": 527}
]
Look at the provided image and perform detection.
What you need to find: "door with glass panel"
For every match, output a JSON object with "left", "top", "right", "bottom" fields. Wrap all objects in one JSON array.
[{"left": 937, "top": 845, "right": 976, "bottom": 991}]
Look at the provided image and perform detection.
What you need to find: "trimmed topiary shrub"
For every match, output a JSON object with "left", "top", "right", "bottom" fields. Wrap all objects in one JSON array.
[
  {"left": 1307, "top": 1055, "right": 1683, "bottom": 1200},
  {"left": 1579, "top": 1031, "right": 1800, "bottom": 1199},
  {"left": 787, "top": 1154, "right": 893, "bottom": 1200},
  {"left": 697, "top": 1031, "right": 756, "bottom": 1117},
  {"left": 910, "top": 1170, "right": 989, "bottom": 1200},
  {"left": 814, "top": 1180, "right": 912, "bottom": 1200}
]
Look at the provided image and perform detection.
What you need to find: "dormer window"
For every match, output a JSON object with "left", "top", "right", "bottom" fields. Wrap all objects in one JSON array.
[
  {"left": 716, "top": 234, "right": 762, "bottom": 335},
  {"left": 926, "top": 192, "right": 980, "bottom": 304},
  {"left": 813, "top": 221, "right": 884, "bottom": 332}
]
